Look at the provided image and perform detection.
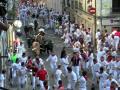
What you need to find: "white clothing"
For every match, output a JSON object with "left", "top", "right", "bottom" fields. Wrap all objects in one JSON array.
[
  {"left": 20, "top": 56, "right": 27, "bottom": 63},
  {"left": 47, "top": 55, "right": 58, "bottom": 73},
  {"left": 114, "top": 36, "right": 120, "bottom": 50},
  {"left": 97, "top": 50, "right": 105, "bottom": 62},
  {"left": 55, "top": 69, "right": 62, "bottom": 85},
  {"left": 72, "top": 66, "right": 80, "bottom": 80},
  {"left": 105, "top": 79, "right": 118, "bottom": 90},
  {"left": 79, "top": 76, "right": 87, "bottom": 90},
  {"left": 92, "top": 62, "right": 101, "bottom": 82},
  {"left": 100, "top": 60, "right": 108, "bottom": 69},
  {"left": 85, "top": 34, "right": 91, "bottom": 44},
  {"left": 67, "top": 71, "right": 77, "bottom": 90},
  {"left": 96, "top": 72, "right": 108, "bottom": 90},
  {"left": 96, "top": 31, "right": 101, "bottom": 39},
  {"left": 60, "top": 57, "right": 69, "bottom": 75},
  {"left": 0, "top": 74, "right": 5, "bottom": 88},
  {"left": 17, "top": 44, "right": 26, "bottom": 55},
  {"left": 18, "top": 66, "right": 27, "bottom": 85},
  {"left": 11, "top": 63, "right": 21, "bottom": 78}
]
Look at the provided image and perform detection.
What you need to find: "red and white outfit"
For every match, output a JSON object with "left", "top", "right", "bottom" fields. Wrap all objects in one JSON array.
[{"left": 37, "top": 68, "right": 47, "bottom": 90}]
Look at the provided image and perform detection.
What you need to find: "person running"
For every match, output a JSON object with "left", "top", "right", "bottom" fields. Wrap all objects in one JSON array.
[
  {"left": 70, "top": 52, "right": 81, "bottom": 80},
  {"left": 67, "top": 67, "right": 77, "bottom": 90},
  {"left": 18, "top": 62, "right": 27, "bottom": 89},
  {"left": 46, "top": 51, "right": 58, "bottom": 77},
  {"left": 55, "top": 65, "right": 63, "bottom": 86},
  {"left": 37, "top": 65, "right": 48, "bottom": 90}
]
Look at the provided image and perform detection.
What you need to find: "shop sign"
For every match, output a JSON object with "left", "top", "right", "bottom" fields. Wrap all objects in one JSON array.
[
  {"left": 102, "top": 18, "right": 120, "bottom": 26},
  {"left": 88, "top": 7, "right": 96, "bottom": 14}
]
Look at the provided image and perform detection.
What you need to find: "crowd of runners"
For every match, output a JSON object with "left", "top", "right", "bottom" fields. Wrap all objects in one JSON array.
[{"left": 0, "top": 2, "right": 120, "bottom": 90}]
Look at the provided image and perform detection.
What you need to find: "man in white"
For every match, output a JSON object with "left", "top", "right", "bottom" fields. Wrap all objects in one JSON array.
[
  {"left": 78, "top": 71, "right": 87, "bottom": 90},
  {"left": 11, "top": 58, "right": 21, "bottom": 86},
  {"left": 96, "top": 67, "right": 108, "bottom": 90},
  {"left": 17, "top": 42, "right": 26, "bottom": 58},
  {"left": 97, "top": 47, "right": 106, "bottom": 62},
  {"left": 60, "top": 55, "right": 69, "bottom": 76},
  {"left": 55, "top": 65, "right": 63, "bottom": 86},
  {"left": 92, "top": 59, "right": 101, "bottom": 85},
  {"left": 114, "top": 34, "right": 120, "bottom": 51},
  {"left": 85, "top": 32, "right": 91, "bottom": 45},
  {"left": 46, "top": 52, "right": 58, "bottom": 76},
  {"left": 99, "top": 56, "right": 108, "bottom": 69},
  {"left": 104, "top": 74, "right": 119, "bottom": 90},
  {"left": 67, "top": 67, "right": 77, "bottom": 90},
  {"left": 18, "top": 62, "right": 27, "bottom": 89},
  {"left": 20, "top": 52, "right": 27, "bottom": 63},
  {"left": 96, "top": 29, "right": 101, "bottom": 40}
]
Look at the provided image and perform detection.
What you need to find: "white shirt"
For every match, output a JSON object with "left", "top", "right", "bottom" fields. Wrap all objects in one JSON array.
[
  {"left": 68, "top": 71, "right": 77, "bottom": 82},
  {"left": 100, "top": 60, "right": 108, "bottom": 69},
  {"left": 11, "top": 63, "right": 21, "bottom": 77},
  {"left": 92, "top": 62, "right": 101, "bottom": 73},
  {"left": 20, "top": 56, "right": 27, "bottom": 63},
  {"left": 47, "top": 55, "right": 58, "bottom": 64},
  {"left": 97, "top": 71, "right": 108, "bottom": 82},
  {"left": 96, "top": 31, "right": 101, "bottom": 39},
  {"left": 85, "top": 34, "right": 91, "bottom": 44},
  {"left": 79, "top": 76, "right": 87, "bottom": 89},
  {"left": 61, "top": 56, "right": 69, "bottom": 65},
  {"left": 97, "top": 50, "right": 105, "bottom": 62},
  {"left": 55, "top": 69, "right": 62, "bottom": 81},
  {"left": 18, "top": 66, "right": 27, "bottom": 79}
]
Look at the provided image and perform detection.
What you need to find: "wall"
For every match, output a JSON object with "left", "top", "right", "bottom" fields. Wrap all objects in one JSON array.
[
  {"left": 96, "top": 0, "right": 112, "bottom": 16},
  {"left": 47, "top": 0, "right": 62, "bottom": 14}
]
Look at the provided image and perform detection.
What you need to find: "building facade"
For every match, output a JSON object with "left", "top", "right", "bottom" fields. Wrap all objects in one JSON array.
[
  {"left": 47, "top": 0, "right": 62, "bottom": 14},
  {"left": 63, "top": 0, "right": 120, "bottom": 32}
]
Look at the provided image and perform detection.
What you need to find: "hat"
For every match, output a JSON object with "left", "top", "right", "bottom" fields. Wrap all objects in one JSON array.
[
  {"left": 38, "top": 28, "right": 45, "bottom": 32},
  {"left": 29, "top": 23, "right": 34, "bottom": 27}
]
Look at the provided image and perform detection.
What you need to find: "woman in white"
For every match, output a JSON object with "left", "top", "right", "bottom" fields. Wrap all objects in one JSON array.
[{"left": 46, "top": 52, "right": 58, "bottom": 75}]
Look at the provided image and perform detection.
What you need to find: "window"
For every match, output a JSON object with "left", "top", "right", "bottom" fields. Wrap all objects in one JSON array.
[
  {"left": 67, "top": 0, "right": 70, "bottom": 7},
  {"left": 75, "top": 0, "right": 79, "bottom": 9},
  {"left": 112, "top": 0, "right": 120, "bottom": 13},
  {"left": 71, "top": 0, "right": 74, "bottom": 9}
]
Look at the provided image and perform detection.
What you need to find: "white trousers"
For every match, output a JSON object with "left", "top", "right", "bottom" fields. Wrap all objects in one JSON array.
[
  {"left": 114, "top": 36, "right": 120, "bottom": 50},
  {"left": 50, "top": 63, "right": 57, "bottom": 73},
  {"left": 32, "top": 76, "right": 36, "bottom": 89},
  {"left": 39, "top": 80, "right": 44, "bottom": 90},
  {"left": 62, "top": 64, "right": 68, "bottom": 76},
  {"left": 72, "top": 66, "right": 80, "bottom": 80},
  {"left": 67, "top": 80, "right": 77, "bottom": 90}
]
